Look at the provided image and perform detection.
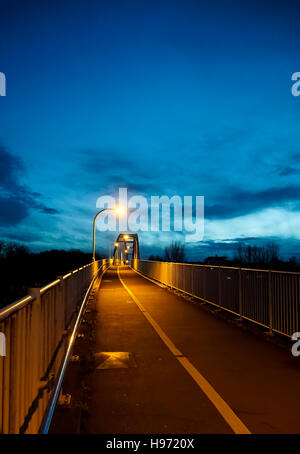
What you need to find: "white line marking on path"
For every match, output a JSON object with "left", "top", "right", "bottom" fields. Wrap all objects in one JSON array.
[{"left": 117, "top": 267, "right": 251, "bottom": 435}]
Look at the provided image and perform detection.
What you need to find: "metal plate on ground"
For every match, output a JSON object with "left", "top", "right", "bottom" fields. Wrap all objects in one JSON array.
[{"left": 94, "top": 352, "right": 137, "bottom": 370}]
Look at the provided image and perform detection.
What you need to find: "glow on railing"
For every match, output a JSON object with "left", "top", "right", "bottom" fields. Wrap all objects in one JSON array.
[
  {"left": 0, "top": 261, "right": 98, "bottom": 321},
  {"left": 0, "top": 295, "right": 33, "bottom": 320},
  {"left": 40, "top": 279, "right": 61, "bottom": 294}
]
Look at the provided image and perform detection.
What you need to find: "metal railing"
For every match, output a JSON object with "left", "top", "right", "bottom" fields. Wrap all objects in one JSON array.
[
  {"left": 132, "top": 260, "right": 300, "bottom": 338},
  {"left": 0, "top": 259, "right": 109, "bottom": 434}
]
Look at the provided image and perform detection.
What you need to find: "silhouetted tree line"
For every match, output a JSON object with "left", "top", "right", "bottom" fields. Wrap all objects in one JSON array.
[
  {"left": 234, "top": 242, "right": 279, "bottom": 265},
  {"left": 149, "top": 241, "right": 185, "bottom": 263},
  {"left": 148, "top": 241, "right": 300, "bottom": 272},
  {"left": 0, "top": 242, "right": 101, "bottom": 309},
  {"left": 164, "top": 241, "right": 185, "bottom": 262},
  {"left": 148, "top": 255, "right": 164, "bottom": 261},
  {"left": 232, "top": 243, "right": 300, "bottom": 271},
  {"left": 203, "top": 243, "right": 300, "bottom": 271}
]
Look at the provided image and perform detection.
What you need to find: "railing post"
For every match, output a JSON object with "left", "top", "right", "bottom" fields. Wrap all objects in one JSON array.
[
  {"left": 191, "top": 265, "right": 194, "bottom": 295},
  {"left": 10, "top": 314, "right": 19, "bottom": 433},
  {"left": 238, "top": 268, "right": 243, "bottom": 317},
  {"left": 28, "top": 288, "right": 42, "bottom": 433},
  {"left": 57, "top": 276, "right": 66, "bottom": 332},
  {"left": 218, "top": 267, "right": 222, "bottom": 308},
  {"left": 203, "top": 267, "right": 206, "bottom": 300},
  {"left": 2, "top": 318, "right": 11, "bottom": 433},
  {"left": 69, "top": 270, "right": 75, "bottom": 312},
  {"left": 268, "top": 270, "right": 273, "bottom": 333}
]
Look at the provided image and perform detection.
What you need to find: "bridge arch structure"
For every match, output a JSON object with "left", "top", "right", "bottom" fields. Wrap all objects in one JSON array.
[{"left": 112, "top": 233, "right": 139, "bottom": 265}]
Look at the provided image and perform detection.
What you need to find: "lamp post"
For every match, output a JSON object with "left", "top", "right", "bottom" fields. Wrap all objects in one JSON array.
[
  {"left": 123, "top": 234, "right": 128, "bottom": 257},
  {"left": 113, "top": 242, "right": 119, "bottom": 262},
  {"left": 92, "top": 208, "right": 123, "bottom": 261}
]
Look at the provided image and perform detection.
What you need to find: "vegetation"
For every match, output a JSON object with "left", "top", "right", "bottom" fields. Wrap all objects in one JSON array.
[
  {"left": 148, "top": 255, "right": 164, "bottom": 261},
  {"left": 164, "top": 241, "right": 185, "bottom": 263},
  {"left": 0, "top": 242, "right": 101, "bottom": 309},
  {"left": 231, "top": 243, "right": 300, "bottom": 271},
  {"left": 234, "top": 243, "right": 280, "bottom": 265},
  {"left": 149, "top": 241, "right": 300, "bottom": 271}
]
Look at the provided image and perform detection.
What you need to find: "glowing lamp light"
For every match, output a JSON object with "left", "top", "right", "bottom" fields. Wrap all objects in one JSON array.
[{"left": 115, "top": 206, "right": 126, "bottom": 215}]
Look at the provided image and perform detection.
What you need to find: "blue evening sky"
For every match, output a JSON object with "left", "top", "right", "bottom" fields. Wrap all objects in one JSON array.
[{"left": 0, "top": 0, "right": 300, "bottom": 260}]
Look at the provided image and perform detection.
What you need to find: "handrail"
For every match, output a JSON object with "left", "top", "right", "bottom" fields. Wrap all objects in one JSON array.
[
  {"left": 133, "top": 259, "right": 300, "bottom": 339},
  {"left": 141, "top": 259, "right": 300, "bottom": 275},
  {"left": 40, "top": 263, "right": 107, "bottom": 434},
  {"left": 0, "top": 261, "right": 96, "bottom": 321},
  {"left": 40, "top": 279, "right": 61, "bottom": 294},
  {"left": 0, "top": 259, "right": 108, "bottom": 434},
  {"left": 0, "top": 295, "right": 34, "bottom": 321}
]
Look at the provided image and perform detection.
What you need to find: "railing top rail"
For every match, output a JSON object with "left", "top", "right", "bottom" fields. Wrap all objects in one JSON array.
[
  {"left": 138, "top": 259, "right": 300, "bottom": 275},
  {"left": 0, "top": 295, "right": 34, "bottom": 321},
  {"left": 140, "top": 259, "right": 242, "bottom": 270},
  {"left": 40, "top": 279, "right": 61, "bottom": 294},
  {"left": 0, "top": 260, "right": 100, "bottom": 322}
]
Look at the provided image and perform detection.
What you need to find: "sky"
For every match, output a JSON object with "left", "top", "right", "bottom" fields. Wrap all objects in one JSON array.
[{"left": 0, "top": 0, "right": 300, "bottom": 261}]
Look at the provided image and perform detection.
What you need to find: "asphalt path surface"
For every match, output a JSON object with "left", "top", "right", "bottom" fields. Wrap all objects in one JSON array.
[{"left": 83, "top": 266, "right": 300, "bottom": 434}]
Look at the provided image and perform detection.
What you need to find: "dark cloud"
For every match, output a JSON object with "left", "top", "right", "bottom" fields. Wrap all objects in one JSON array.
[
  {"left": 0, "top": 197, "right": 28, "bottom": 225},
  {"left": 268, "top": 150, "right": 300, "bottom": 177},
  {"left": 0, "top": 145, "right": 24, "bottom": 190},
  {"left": 81, "top": 150, "right": 133, "bottom": 173},
  {"left": 206, "top": 185, "right": 300, "bottom": 219},
  {"left": 187, "top": 237, "right": 300, "bottom": 261},
  {"left": 0, "top": 230, "right": 43, "bottom": 243},
  {"left": 0, "top": 145, "right": 59, "bottom": 226},
  {"left": 277, "top": 166, "right": 298, "bottom": 176},
  {"left": 77, "top": 148, "right": 164, "bottom": 195},
  {"left": 141, "top": 236, "right": 300, "bottom": 262}
]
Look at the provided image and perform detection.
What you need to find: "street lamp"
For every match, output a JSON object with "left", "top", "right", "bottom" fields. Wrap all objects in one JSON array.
[
  {"left": 109, "top": 242, "right": 119, "bottom": 260},
  {"left": 122, "top": 234, "right": 129, "bottom": 260},
  {"left": 114, "top": 242, "right": 119, "bottom": 261},
  {"left": 92, "top": 207, "right": 124, "bottom": 261}
]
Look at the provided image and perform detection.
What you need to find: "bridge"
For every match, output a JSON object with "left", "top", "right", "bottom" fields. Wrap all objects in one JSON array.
[{"left": 0, "top": 233, "right": 300, "bottom": 434}]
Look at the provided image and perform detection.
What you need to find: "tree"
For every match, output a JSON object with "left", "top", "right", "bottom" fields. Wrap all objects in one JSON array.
[
  {"left": 0, "top": 242, "right": 95, "bottom": 309},
  {"left": 266, "top": 242, "right": 279, "bottom": 263},
  {"left": 164, "top": 241, "right": 185, "bottom": 263},
  {"left": 234, "top": 242, "right": 279, "bottom": 265},
  {"left": 148, "top": 255, "right": 164, "bottom": 261},
  {"left": 288, "top": 256, "right": 297, "bottom": 269}
]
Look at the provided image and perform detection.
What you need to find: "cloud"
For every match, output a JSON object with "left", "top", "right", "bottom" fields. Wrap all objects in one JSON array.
[
  {"left": 277, "top": 166, "right": 299, "bottom": 176},
  {"left": 81, "top": 150, "right": 132, "bottom": 173},
  {"left": 205, "top": 207, "right": 300, "bottom": 241},
  {"left": 205, "top": 185, "right": 300, "bottom": 219},
  {"left": 0, "top": 145, "right": 59, "bottom": 226},
  {"left": 185, "top": 236, "right": 300, "bottom": 261},
  {"left": 0, "top": 197, "right": 28, "bottom": 225},
  {"left": 76, "top": 148, "right": 166, "bottom": 195},
  {"left": 0, "top": 229, "right": 43, "bottom": 243}
]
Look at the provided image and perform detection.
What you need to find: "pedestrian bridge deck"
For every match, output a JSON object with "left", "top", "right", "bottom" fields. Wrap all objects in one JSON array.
[{"left": 52, "top": 266, "right": 300, "bottom": 434}]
